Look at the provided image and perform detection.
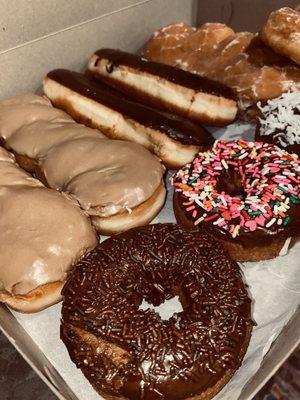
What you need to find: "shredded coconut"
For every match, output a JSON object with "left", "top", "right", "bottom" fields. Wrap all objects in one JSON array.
[{"left": 257, "top": 91, "right": 300, "bottom": 147}]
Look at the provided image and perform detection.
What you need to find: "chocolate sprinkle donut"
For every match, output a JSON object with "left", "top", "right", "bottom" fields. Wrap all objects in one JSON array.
[{"left": 61, "top": 224, "right": 252, "bottom": 400}]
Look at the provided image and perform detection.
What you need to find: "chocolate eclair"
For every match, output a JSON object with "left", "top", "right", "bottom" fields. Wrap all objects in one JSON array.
[
  {"left": 44, "top": 69, "right": 214, "bottom": 168},
  {"left": 172, "top": 140, "right": 300, "bottom": 262},
  {"left": 88, "top": 48, "right": 238, "bottom": 126}
]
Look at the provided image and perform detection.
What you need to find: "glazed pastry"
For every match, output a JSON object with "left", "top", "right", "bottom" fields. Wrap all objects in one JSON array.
[
  {"left": 87, "top": 49, "right": 238, "bottom": 126},
  {"left": 143, "top": 22, "right": 300, "bottom": 119},
  {"left": 172, "top": 140, "right": 300, "bottom": 262},
  {"left": 0, "top": 94, "right": 166, "bottom": 235},
  {"left": 261, "top": 7, "right": 300, "bottom": 65},
  {"left": 256, "top": 92, "right": 300, "bottom": 156},
  {"left": 43, "top": 69, "right": 214, "bottom": 169},
  {"left": 61, "top": 224, "right": 252, "bottom": 400},
  {"left": 143, "top": 22, "right": 235, "bottom": 66},
  {"left": 0, "top": 147, "right": 97, "bottom": 313}
]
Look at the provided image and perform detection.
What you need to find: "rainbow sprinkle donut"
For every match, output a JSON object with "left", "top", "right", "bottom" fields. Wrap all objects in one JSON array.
[{"left": 172, "top": 139, "right": 300, "bottom": 262}]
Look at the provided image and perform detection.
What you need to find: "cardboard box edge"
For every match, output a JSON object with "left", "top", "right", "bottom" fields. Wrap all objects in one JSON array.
[{"left": 0, "top": 305, "right": 78, "bottom": 400}]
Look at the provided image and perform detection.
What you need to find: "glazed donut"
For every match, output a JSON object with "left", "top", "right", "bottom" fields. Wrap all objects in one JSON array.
[
  {"left": 261, "top": 7, "right": 300, "bottom": 65},
  {"left": 61, "top": 224, "right": 252, "bottom": 400},
  {"left": 256, "top": 92, "right": 300, "bottom": 156},
  {"left": 0, "top": 147, "right": 97, "bottom": 313},
  {"left": 0, "top": 94, "right": 166, "bottom": 235},
  {"left": 87, "top": 49, "right": 238, "bottom": 126},
  {"left": 143, "top": 23, "right": 300, "bottom": 120},
  {"left": 143, "top": 22, "right": 235, "bottom": 67},
  {"left": 43, "top": 69, "right": 214, "bottom": 169},
  {"left": 172, "top": 140, "right": 300, "bottom": 262}
]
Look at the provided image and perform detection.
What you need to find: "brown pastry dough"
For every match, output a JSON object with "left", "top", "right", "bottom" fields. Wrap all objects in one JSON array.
[
  {"left": 0, "top": 148, "right": 97, "bottom": 312},
  {"left": 61, "top": 224, "right": 253, "bottom": 400},
  {"left": 261, "top": 7, "right": 300, "bottom": 65},
  {"left": 43, "top": 69, "right": 214, "bottom": 169},
  {"left": 0, "top": 94, "right": 166, "bottom": 235},
  {"left": 87, "top": 49, "right": 238, "bottom": 126}
]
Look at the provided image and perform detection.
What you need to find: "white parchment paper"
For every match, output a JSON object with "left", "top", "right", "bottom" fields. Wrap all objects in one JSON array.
[{"left": 12, "top": 123, "right": 300, "bottom": 400}]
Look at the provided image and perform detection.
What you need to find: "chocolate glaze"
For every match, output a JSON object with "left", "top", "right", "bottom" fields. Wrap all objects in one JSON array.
[
  {"left": 93, "top": 49, "right": 236, "bottom": 100},
  {"left": 254, "top": 92, "right": 300, "bottom": 157},
  {"left": 177, "top": 193, "right": 300, "bottom": 248},
  {"left": 61, "top": 224, "right": 252, "bottom": 400},
  {"left": 176, "top": 158, "right": 300, "bottom": 248},
  {"left": 47, "top": 69, "right": 214, "bottom": 147},
  {"left": 255, "top": 120, "right": 300, "bottom": 157}
]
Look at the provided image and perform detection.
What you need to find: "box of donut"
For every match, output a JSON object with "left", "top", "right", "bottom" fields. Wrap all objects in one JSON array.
[{"left": 0, "top": 1, "right": 299, "bottom": 400}]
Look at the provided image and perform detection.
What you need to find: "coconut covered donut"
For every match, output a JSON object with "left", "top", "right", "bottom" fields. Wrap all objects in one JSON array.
[
  {"left": 261, "top": 7, "right": 300, "bottom": 65},
  {"left": 0, "top": 94, "right": 166, "bottom": 235},
  {"left": 61, "top": 224, "right": 252, "bottom": 400},
  {"left": 172, "top": 140, "right": 300, "bottom": 262},
  {"left": 256, "top": 92, "right": 300, "bottom": 156}
]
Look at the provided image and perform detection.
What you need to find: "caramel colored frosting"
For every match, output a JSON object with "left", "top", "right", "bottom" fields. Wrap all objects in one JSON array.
[
  {"left": 0, "top": 95, "right": 165, "bottom": 217},
  {"left": 0, "top": 147, "right": 97, "bottom": 295},
  {"left": 0, "top": 94, "right": 72, "bottom": 140},
  {"left": 7, "top": 121, "right": 103, "bottom": 159},
  {"left": 0, "top": 148, "right": 42, "bottom": 188},
  {"left": 42, "top": 137, "right": 164, "bottom": 216}
]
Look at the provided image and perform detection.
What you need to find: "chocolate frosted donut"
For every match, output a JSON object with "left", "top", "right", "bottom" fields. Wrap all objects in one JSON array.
[
  {"left": 61, "top": 224, "right": 252, "bottom": 400},
  {"left": 172, "top": 140, "right": 300, "bottom": 262}
]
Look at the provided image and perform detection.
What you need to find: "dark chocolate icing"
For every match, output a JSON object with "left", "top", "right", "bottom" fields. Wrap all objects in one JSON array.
[
  {"left": 47, "top": 69, "right": 214, "bottom": 147},
  {"left": 256, "top": 121, "right": 300, "bottom": 157},
  {"left": 61, "top": 224, "right": 252, "bottom": 400},
  {"left": 177, "top": 192, "right": 300, "bottom": 248},
  {"left": 93, "top": 49, "right": 236, "bottom": 100}
]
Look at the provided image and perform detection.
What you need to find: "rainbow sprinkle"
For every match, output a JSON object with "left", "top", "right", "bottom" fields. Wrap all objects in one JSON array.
[{"left": 171, "top": 140, "right": 300, "bottom": 237}]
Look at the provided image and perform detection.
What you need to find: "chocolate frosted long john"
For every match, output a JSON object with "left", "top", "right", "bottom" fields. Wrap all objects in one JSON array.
[
  {"left": 44, "top": 69, "right": 214, "bottom": 168},
  {"left": 88, "top": 48, "right": 238, "bottom": 126}
]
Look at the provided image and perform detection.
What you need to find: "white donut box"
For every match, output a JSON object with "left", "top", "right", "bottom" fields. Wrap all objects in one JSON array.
[{"left": 0, "top": 1, "right": 299, "bottom": 400}]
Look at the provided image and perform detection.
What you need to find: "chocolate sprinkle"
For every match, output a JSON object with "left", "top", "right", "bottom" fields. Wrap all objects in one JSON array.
[{"left": 61, "top": 224, "right": 252, "bottom": 400}]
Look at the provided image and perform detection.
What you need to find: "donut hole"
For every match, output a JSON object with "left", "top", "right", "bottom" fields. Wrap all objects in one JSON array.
[
  {"left": 134, "top": 273, "right": 188, "bottom": 321},
  {"left": 216, "top": 165, "right": 245, "bottom": 198},
  {"left": 139, "top": 295, "right": 183, "bottom": 321}
]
